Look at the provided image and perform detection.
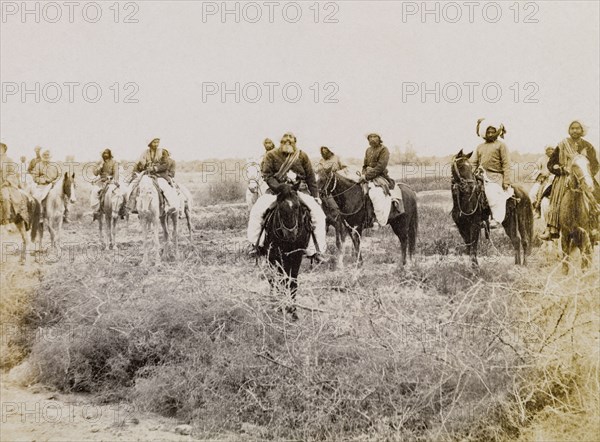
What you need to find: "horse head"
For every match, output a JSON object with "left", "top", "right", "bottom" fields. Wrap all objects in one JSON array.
[
  {"left": 247, "top": 178, "right": 260, "bottom": 193},
  {"left": 272, "top": 183, "right": 307, "bottom": 243},
  {"left": 451, "top": 149, "right": 475, "bottom": 183},
  {"left": 63, "top": 172, "right": 77, "bottom": 204},
  {"left": 569, "top": 154, "right": 594, "bottom": 191}
]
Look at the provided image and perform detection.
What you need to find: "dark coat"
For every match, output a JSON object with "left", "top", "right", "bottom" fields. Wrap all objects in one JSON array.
[
  {"left": 362, "top": 144, "right": 394, "bottom": 185},
  {"left": 156, "top": 158, "right": 176, "bottom": 180},
  {"left": 262, "top": 148, "right": 318, "bottom": 198},
  {"left": 548, "top": 139, "right": 599, "bottom": 177}
]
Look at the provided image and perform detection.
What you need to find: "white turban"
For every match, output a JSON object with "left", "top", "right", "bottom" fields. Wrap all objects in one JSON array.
[{"left": 477, "top": 118, "right": 506, "bottom": 139}]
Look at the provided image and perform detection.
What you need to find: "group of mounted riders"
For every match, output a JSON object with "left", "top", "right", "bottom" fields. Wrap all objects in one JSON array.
[
  {"left": 246, "top": 131, "right": 406, "bottom": 264},
  {"left": 1, "top": 118, "right": 598, "bottom": 260},
  {"left": 247, "top": 119, "right": 599, "bottom": 264},
  {"left": 0, "top": 137, "right": 184, "bottom": 232}
]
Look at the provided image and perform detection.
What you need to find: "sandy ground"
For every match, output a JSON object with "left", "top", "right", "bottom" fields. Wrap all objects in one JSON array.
[{"left": 1, "top": 373, "right": 197, "bottom": 442}]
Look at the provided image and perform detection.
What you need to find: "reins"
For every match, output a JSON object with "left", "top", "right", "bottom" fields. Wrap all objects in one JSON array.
[
  {"left": 321, "top": 172, "right": 366, "bottom": 216},
  {"left": 451, "top": 159, "right": 482, "bottom": 217}
]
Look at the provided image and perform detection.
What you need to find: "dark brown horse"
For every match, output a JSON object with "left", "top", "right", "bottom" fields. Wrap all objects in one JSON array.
[
  {"left": 559, "top": 154, "right": 597, "bottom": 273},
  {"left": 451, "top": 149, "right": 533, "bottom": 266},
  {"left": 262, "top": 183, "right": 312, "bottom": 320},
  {"left": 317, "top": 169, "right": 418, "bottom": 266}
]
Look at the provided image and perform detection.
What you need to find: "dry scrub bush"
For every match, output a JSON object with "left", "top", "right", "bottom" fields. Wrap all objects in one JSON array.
[
  {"left": 0, "top": 266, "right": 45, "bottom": 370},
  {"left": 21, "top": 234, "right": 597, "bottom": 441},
  {"left": 8, "top": 186, "right": 597, "bottom": 440}
]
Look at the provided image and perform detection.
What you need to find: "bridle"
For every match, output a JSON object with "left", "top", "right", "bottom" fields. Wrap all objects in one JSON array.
[
  {"left": 248, "top": 177, "right": 261, "bottom": 195},
  {"left": 266, "top": 196, "right": 308, "bottom": 244},
  {"left": 320, "top": 171, "right": 365, "bottom": 216},
  {"left": 451, "top": 157, "right": 482, "bottom": 217}
]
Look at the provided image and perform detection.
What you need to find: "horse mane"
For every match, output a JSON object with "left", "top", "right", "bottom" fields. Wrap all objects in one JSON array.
[{"left": 571, "top": 154, "right": 594, "bottom": 188}]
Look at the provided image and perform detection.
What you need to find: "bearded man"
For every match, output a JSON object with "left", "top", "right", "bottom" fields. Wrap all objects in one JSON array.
[
  {"left": 127, "top": 138, "right": 179, "bottom": 214},
  {"left": 247, "top": 132, "right": 327, "bottom": 263},
  {"left": 361, "top": 133, "right": 402, "bottom": 227}
]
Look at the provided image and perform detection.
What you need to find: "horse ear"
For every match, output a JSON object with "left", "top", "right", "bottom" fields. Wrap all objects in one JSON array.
[
  {"left": 456, "top": 149, "right": 464, "bottom": 158},
  {"left": 64, "top": 172, "right": 68, "bottom": 179},
  {"left": 72, "top": 172, "right": 75, "bottom": 179},
  {"left": 464, "top": 151, "right": 473, "bottom": 159}
]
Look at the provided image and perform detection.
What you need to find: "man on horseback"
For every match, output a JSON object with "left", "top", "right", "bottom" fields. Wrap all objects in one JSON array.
[
  {"left": 531, "top": 145, "right": 555, "bottom": 218},
  {"left": 316, "top": 146, "right": 349, "bottom": 225},
  {"left": 1, "top": 143, "right": 30, "bottom": 227},
  {"left": 127, "top": 138, "right": 179, "bottom": 215},
  {"left": 360, "top": 133, "right": 402, "bottom": 227},
  {"left": 471, "top": 119, "right": 513, "bottom": 229},
  {"left": 540, "top": 121, "right": 600, "bottom": 242},
  {"left": 30, "top": 149, "right": 61, "bottom": 217},
  {"left": 91, "top": 149, "right": 120, "bottom": 221},
  {"left": 27, "top": 146, "right": 42, "bottom": 174},
  {"left": 247, "top": 132, "right": 327, "bottom": 263}
]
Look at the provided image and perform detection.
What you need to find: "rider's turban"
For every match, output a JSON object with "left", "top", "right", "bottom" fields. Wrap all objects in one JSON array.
[
  {"left": 148, "top": 138, "right": 160, "bottom": 148},
  {"left": 476, "top": 118, "right": 506, "bottom": 139}
]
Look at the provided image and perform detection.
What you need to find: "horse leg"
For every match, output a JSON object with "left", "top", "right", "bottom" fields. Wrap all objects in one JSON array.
[
  {"left": 153, "top": 222, "right": 160, "bottom": 265},
  {"left": 112, "top": 216, "right": 118, "bottom": 250},
  {"left": 560, "top": 231, "right": 571, "bottom": 275},
  {"left": 17, "top": 222, "right": 27, "bottom": 264},
  {"left": 286, "top": 257, "right": 301, "bottom": 320},
  {"left": 160, "top": 215, "right": 169, "bottom": 257},
  {"left": 185, "top": 205, "right": 192, "bottom": 241},
  {"left": 390, "top": 219, "right": 408, "bottom": 266},
  {"left": 469, "top": 223, "right": 480, "bottom": 267},
  {"left": 349, "top": 226, "right": 363, "bottom": 265},
  {"left": 140, "top": 219, "right": 149, "bottom": 265},
  {"left": 99, "top": 215, "right": 106, "bottom": 249},
  {"left": 172, "top": 213, "right": 178, "bottom": 260}
]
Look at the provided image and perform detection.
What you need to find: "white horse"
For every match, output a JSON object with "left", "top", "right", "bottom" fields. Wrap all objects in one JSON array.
[
  {"left": 245, "top": 177, "right": 263, "bottom": 212},
  {"left": 175, "top": 182, "right": 193, "bottom": 240},
  {"left": 32, "top": 173, "right": 77, "bottom": 250},
  {"left": 98, "top": 182, "right": 124, "bottom": 250},
  {"left": 135, "top": 174, "right": 179, "bottom": 264}
]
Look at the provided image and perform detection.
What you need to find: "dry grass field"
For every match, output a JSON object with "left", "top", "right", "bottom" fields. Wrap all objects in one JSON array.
[{"left": 1, "top": 169, "right": 598, "bottom": 441}]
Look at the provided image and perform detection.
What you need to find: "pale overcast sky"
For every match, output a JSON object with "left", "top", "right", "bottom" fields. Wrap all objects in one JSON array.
[{"left": 1, "top": 0, "right": 598, "bottom": 161}]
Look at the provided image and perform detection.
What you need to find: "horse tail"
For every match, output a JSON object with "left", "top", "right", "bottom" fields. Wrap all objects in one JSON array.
[
  {"left": 403, "top": 186, "right": 418, "bottom": 257},
  {"left": 30, "top": 199, "right": 41, "bottom": 242},
  {"left": 408, "top": 199, "right": 418, "bottom": 257},
  {"left": 516, "top": 189, "right": 534, "bottom": 253}
]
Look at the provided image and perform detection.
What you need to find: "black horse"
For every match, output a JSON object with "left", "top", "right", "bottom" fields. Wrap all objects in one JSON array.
[
  {"left": 317, "top": 170, "right": 418, "bottom": 266},
  {"left": 262, "top": 183, "right": 312, "bottom": 319},
  {"left": 451, "top": 149, "right": 533, "bottom": 266}
]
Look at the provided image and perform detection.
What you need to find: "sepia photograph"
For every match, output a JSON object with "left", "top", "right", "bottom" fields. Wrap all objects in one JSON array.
[{"left": 1, "top": 1, "right": 599, "bottom": 440}]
